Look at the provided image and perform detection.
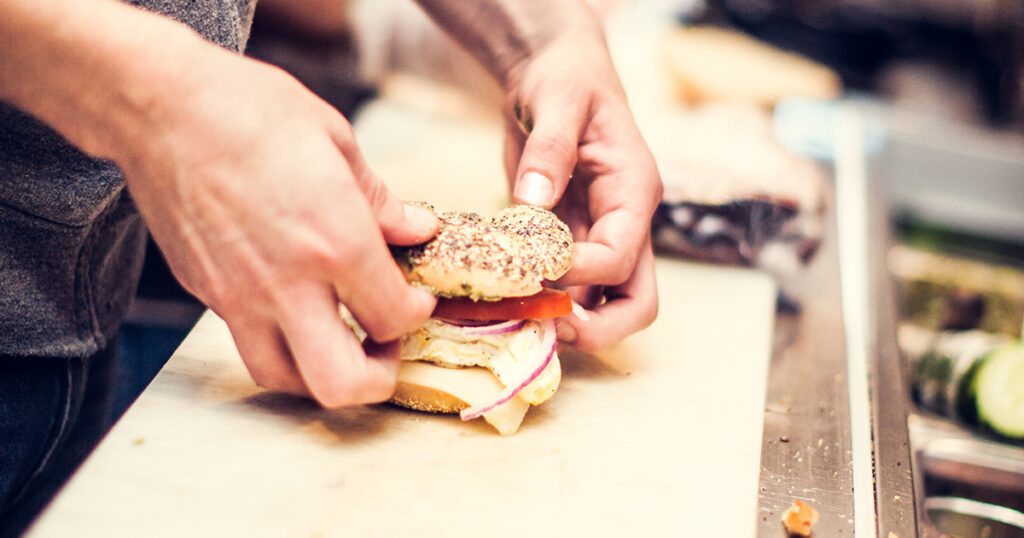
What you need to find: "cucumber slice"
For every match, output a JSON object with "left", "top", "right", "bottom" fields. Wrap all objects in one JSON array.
[
  {"left": 904, "top": 327, "right": 1005, "bottom": 419},
  {"left": 973, "top": 342, "right": 1024, "bottom": 439}
]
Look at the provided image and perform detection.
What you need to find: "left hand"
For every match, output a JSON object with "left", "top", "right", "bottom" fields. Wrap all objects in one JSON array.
[{"left": 502, "top": 24, "right": 663, "bottom": 352}]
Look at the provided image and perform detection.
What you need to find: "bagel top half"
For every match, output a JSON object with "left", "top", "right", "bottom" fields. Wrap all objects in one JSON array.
[{"left": 392, "top": 205, "right": 574, "bottom": 300}]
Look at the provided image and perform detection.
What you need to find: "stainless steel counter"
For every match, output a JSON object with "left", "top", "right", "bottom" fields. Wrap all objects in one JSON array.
[{"left": 756, "top": 103, "right": 1024, "bottom": 537}]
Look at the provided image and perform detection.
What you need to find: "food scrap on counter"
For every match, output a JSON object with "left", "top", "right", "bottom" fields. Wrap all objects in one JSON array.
[{"left": 782, "top": 498, "right": 819, "bottom": 537}]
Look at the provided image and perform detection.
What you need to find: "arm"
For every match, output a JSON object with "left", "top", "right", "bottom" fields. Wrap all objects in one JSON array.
[
  {"left": 412, "top": 0, "right": 663, "bottom": 350},
  {"left": 0, "top": 0, "right": 183, "bottom": 160},
  {"left": 408, "top": 0, "right": 600, "bottom": 87},
  {"left": 0, "top": 0, "right": 438, "bottom": 406}
]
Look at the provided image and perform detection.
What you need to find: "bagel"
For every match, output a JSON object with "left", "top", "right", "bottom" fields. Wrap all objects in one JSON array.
[
  {"left": 388, "top": 204, "right": 574, "bottom": 435},
  {"left": 392, "top": 204, "right": 573, "bottom": 300}
]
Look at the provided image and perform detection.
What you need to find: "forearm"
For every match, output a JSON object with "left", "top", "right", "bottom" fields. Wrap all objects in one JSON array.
[
  {"left": 410, "top": 0, "right": 604, "bottom": 87},
  {"left": 0, "top": 0, "right": 210, "bottom": 164},
  {"left": 255, "top": 0, "right": 352, "bottom": 38}
]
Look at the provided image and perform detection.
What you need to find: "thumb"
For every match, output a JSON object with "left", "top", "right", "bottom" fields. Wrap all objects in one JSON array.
[
  {"left": 511, "top": 98, "right": 587, "bottom": 208},
  {"left": 329, "top": 121, "right": 438, "bottom": 246},
  {"left": 366, "top": 181, "right": 439, "bottom": 246}
]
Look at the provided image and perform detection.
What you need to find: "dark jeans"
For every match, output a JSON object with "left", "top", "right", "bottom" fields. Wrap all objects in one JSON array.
[{"left": 0, "top": 341, "right": 117, "bottom": 537}]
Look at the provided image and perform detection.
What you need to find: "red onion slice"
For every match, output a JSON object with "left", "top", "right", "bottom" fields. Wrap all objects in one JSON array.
[
  {"left": 461, "top": 319, "right": 526, "bottom": 337},
  {"left": 460, "top": 318, "right": 557, "bottom": 421}
]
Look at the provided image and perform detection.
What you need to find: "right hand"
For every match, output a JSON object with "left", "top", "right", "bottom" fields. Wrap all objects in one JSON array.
[
  {"left": 500, "top": 21, "right": 662, "bottom": 352},
  {"left": 121, "top": 43, "right": 438, "bottom": 408}
]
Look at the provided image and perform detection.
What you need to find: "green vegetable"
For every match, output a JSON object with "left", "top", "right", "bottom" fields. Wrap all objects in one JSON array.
[
  {"left": 973, "top": 342, "right": 1024, "bottom": 439},
  {"left": 907, "top": 329, "right": 1024, "bottom": 442}
]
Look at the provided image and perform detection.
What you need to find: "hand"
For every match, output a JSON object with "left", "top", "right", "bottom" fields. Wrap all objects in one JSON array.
[
  {"left": 0, "top": 0, "right": 436, "bottom": 407},
  {"left": 121, "top": 43, "right": 438, "bottom": 407},
  {"left": 503, "top": 26, "right": 662, "bottom": 352}
]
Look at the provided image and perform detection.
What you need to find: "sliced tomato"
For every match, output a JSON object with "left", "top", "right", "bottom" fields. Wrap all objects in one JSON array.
[{"left": 433, "top": 288, "right": 572, "bottom": 321}]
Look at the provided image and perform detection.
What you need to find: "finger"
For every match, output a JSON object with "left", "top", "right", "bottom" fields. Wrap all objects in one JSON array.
[
  {"left": 320, "top": 182, "right": 436, "bottom": 342},
  {"left": 326, "top": 114, "right": 438, "bottom": 246},
  {"left": 559, "top": 206, "right": 649, "bottom": 286},
  {"left": 278, "top": 284, "right": 399, "bottom": 408},
  {"left": 553, "top": 180, "right": 593, "bottom": 241},
  {"left": 336, "top": 254, "right": 436, "bottom": 343},
  {"left": 227, "top": 316, "right": 309, "bottom": 396},
  {"left": 558, "top": 115, "right": 662, "bottom": 286},
  {"left": 361, "top": 173, "right": 438, "bottom": 246},
  {"left": 511, "top": 96, "right": 588, "bottom": 208},
  {"left": 557, "top": 243, "right": 658, "bottom": 352}
]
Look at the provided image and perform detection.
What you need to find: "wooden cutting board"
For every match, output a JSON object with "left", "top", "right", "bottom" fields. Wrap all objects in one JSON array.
[{"left": 29, "top": 92, "right": 777, "bottom": 537}]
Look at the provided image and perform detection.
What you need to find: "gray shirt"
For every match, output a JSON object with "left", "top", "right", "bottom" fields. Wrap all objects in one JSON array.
[{"left": 0, "top": 0, "right": 255, "bottom": 357}]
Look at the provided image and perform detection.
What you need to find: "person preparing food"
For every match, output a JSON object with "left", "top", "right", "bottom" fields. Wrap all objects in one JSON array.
[{"left": 0, "top": 0, "right": 661, "bottom": 533}]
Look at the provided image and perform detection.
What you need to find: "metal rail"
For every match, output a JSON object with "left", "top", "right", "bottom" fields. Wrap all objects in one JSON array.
[
  {"left": 756, "top": 105, "right": 922, "bottom": 537},
  {"left": 756, "top": 182, "right": 856, "bottom": 535}
]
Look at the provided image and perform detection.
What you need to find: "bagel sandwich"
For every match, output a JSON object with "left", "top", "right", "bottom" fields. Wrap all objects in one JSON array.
[{"left": 389, "top": 204, "right": 575, "bottom": 435}]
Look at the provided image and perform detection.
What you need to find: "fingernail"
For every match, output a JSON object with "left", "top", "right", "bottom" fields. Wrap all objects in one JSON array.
[
  {"left": 555, "top": 319, "right": 578, "bottom": 344},
  {"left": 403, "top": 203, "right": 438, "bottom": 233},
  {"left": 514, "top": 171, "right": 554, "bottom": 207}
]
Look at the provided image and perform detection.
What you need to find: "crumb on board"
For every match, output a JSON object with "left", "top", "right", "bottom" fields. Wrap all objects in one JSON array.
[
  {"left": 782, "top": 499, "right": 819, "bottom": 537},
  {"left": 132, "top": 437, "right": 145, "bottom": 446}
]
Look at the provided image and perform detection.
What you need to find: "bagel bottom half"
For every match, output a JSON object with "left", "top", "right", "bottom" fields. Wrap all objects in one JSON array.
[{"left": 390, "top": 361, "right": 538, "bottom": 436}]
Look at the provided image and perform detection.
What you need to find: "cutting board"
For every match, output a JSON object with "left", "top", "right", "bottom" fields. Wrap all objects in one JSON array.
[{"left": 29, "top": 89, "right": 777, "bottom": 537}]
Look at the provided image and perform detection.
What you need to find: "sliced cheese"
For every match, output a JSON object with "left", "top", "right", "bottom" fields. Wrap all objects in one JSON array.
[
  {"left": 394, "top": 362, "right": 530, "bottom": 435},
  {"left": 399, "top": 319, "right": 562, "bottom": 407}
]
